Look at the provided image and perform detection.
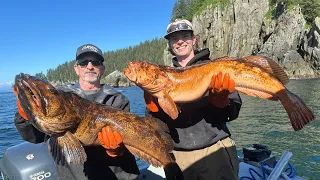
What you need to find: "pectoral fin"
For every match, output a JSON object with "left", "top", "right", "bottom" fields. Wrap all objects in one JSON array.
[
  {"left": 157, "top": 92, "right": 179, "bottom": 119},
  {"left": 143, "top": 90, "right": 159, "bottom": 112},
  {"left": 49, "top": 131, "right": 87, "bottom": 165}
]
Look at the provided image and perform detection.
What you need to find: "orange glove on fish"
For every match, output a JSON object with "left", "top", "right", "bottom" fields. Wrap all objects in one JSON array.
[
  {"left": 208, "top": 72, "right": 235, "bottom": 108},
  {"left": 98, "top": 126, "right": 125, "bottom": 157},
  {"left": 143, "top": 90, "right": 159, "bottom": 112},
  {"left": 13, "top": 88, "right": 29, "bottom": 120}
]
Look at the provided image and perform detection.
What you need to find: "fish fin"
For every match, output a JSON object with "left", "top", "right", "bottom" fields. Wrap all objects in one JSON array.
[
  {"left": 43, "top": 134, "right": 50, "bottom": 143},
  {"left": 242, "top": 56, "right": 289, "bottom": 85},
  {"left": 158, "top": 92, "right": 179, "bottom": 119},
  {"left": 279, "top": 89, "right": 315, "bottom": 131},
  {"left": 213, "top": 56, "right": 237, "bottom": 61},
  {"left": 236, "top": 87, "right": 278, "bottom": 101},
  {"left": 126, "top": 145, "right": 163, "bottom": 167},
  {"left": 49, "top": 131, "right": 87, "bottom": 165},
  {"left": 143, "top": 90, "right": 159, "bottom": 112}
]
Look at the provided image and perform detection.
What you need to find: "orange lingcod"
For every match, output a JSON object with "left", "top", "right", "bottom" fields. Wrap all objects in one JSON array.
[
  {"left": 123, "top": 56, "right": 315, "bottom": 131},
  {"left": 13, "top": 73, "right": 183, "bottom": 180}
]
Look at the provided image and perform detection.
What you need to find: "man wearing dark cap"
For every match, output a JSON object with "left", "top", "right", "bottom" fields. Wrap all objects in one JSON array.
[
  {"left": 14, "top": 43, "right": 139, "bottom": 180},
  {"left": 74, "top": 44, "right": 106, "bottom": 89},
  {"left": 144, "top": 19, "right": 242, "bottom": 180}
]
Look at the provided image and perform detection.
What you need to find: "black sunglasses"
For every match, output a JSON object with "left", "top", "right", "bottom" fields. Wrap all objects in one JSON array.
[
  {"left": 76, "top": 60, "right": 103, "bottom": 67},
  {"left": 167, "top": 23, "right": 192, "bottom": 34}
]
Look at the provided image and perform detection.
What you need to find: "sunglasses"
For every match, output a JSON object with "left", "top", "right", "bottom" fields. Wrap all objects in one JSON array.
[
  {"left": 76, "top": 60, "right": 103, "bottom": 67},
  {"left": 167, "top": 23, "right": 192, "bottom": 34}
]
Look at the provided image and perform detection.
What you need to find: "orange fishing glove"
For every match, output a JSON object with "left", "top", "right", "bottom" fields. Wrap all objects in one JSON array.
[
  {"left": 143, "top": 90, "right": 159, "bottom": 112},
  {"left": 13, "top": 88, "right": 28, "bottom": 120},
  {"left": 208, "top": 72, "right": 235, "bottom": 108},
  {"left": 98, "top": 126, "right": 125, "bottom": 157}
]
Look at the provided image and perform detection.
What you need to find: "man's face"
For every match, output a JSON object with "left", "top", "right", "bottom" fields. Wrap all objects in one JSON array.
[
  {"left": 168, "top": 31, "right": 196, "bottom": 57},
  {"left": 74, "top": 53, "right": 105, "bottom": 84}
]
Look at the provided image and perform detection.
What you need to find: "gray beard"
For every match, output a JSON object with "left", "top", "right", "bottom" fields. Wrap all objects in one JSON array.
[{"left": 84, "top": 77, "right": 99, "bottom": 83}]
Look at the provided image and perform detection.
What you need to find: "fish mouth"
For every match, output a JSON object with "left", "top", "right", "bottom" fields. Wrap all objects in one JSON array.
[
  {"left": 124, "top": 61, "right": 165, "bottom": 92},
  {"left": 14, "top": 73, "right": 46, "bottom": 116},
  {"left": 124, "top": 62, "right": 139, "bottom": 82}
]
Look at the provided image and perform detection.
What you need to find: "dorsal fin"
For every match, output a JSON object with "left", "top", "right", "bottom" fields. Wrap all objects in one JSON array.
[
  {"left": 213, "top": 56, "right": 289, "bottom": 85},
  {"left": 241, "top": 56, "right": 289, "bottom": 85},
  {"left": 213, "top": 56, "right": 237, "bottom": 61}
]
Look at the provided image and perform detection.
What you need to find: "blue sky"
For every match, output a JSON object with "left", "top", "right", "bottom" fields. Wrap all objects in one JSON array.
[{"left": 0, "top": 0, "right": 175, "bottom": 83}]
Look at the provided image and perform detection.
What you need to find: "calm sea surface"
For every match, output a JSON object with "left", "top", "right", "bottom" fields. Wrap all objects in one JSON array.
[{"left": 0, "top": 79, "right": 319, "bottom": 179}]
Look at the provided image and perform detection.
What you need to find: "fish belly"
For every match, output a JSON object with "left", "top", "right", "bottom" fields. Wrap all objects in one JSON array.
[{"left": 168, "top": 71, "right": 213, "bottom": 103}]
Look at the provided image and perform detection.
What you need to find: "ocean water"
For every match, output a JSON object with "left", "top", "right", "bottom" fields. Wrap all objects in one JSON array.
[{"left": 0, "top": 80, "right": 319, "bottom": 179}]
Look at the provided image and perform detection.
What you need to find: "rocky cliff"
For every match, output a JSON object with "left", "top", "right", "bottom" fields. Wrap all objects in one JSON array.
[{"left": 164, "top": 0, "right": 320, "bottom": 78}]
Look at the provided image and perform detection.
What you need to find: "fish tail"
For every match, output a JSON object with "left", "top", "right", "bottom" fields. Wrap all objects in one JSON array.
[{"left": 279, "top": 89, "right": 315, "bottom": 131}]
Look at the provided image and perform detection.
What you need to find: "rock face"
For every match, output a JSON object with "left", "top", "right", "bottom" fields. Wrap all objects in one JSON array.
[
  {"left": 282, "top": 50, "right": 315, "bottom": 78},
  {"left": 163, "top": 44, "right": 173, "bottom": 66},
  {"left": 193, "top": 0, "right": 269, "bottom": 58},
  {"left": 164, "top": 0, "right": 320, "bottom": 78},
  {"left": 102, "top": 70, "right": 134, "bottom": 87}
]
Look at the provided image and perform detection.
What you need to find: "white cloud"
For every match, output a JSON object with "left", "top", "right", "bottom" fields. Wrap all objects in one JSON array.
[
  {"left": 0, "top": 82, "right": 14, "bottom": 86},
  {"left": 0, "top": 82, "right": 14, "bottom": 91}
]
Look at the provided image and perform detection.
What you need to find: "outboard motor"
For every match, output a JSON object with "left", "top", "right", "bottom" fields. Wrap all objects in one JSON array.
[
  {"left": 243, "top": 144, "right": 272, "bottom": 162},
  {"left": 0, "top": 142, "right": 162, "bottom": 180},
  {"left": 0, "top": 142, "right": 57, "bottom": 180}
]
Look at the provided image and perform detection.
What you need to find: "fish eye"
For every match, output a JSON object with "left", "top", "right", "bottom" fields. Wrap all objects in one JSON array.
[{"left": 47, "top": 87, "right": 55, "bottom": 93}]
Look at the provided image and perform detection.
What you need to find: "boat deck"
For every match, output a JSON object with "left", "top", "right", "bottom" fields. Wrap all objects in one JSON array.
[{"left": 138, "top": 161, "right": 306, "bottom": 180}]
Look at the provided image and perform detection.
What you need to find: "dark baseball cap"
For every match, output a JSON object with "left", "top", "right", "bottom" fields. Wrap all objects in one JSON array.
[{"left": 76, "top": 44, "right": 104, "bottom": 62}]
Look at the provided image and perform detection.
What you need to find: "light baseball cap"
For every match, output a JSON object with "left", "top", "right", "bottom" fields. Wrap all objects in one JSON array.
[{"left": 164, "top": 19, "right": 194, "bottom": 39}]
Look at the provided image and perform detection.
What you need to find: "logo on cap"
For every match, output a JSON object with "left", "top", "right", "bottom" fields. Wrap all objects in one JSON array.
[
  {"left": 165, "top": 19, "right": 194, "bottom": 39},
  {"left": 82, "top": 45, "right": 98, "bottom": 53}
]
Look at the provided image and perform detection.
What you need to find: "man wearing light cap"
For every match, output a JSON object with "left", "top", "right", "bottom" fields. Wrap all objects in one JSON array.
[
  {"left": 14, "top": 43, "right": 139, "bottom": 180},
  {"left": 145, "top": 19, "right": 242, "bottom": 180}
]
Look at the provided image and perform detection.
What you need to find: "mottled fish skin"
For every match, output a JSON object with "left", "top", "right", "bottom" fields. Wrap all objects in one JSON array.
[
  {"left": 123, "top": 56, "right": 315, "bottom": 131},
  {"left": 13, "top": 73, "right": 174, "bottom": 168}
]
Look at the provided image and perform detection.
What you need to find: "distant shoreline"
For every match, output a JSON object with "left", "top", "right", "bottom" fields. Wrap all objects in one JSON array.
[{"left": 2, "top": 77, "right": 319, "bottom": 92}]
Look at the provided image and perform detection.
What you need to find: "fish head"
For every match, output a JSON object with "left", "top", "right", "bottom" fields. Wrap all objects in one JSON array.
[
  {"left": 14, "top": 73, "right": 77, "bottom": 134},
  {"left": 124, "top": 61, "right": 169, "bottom": 93}
]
